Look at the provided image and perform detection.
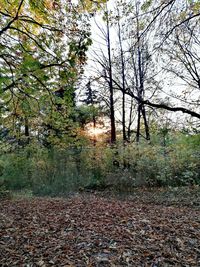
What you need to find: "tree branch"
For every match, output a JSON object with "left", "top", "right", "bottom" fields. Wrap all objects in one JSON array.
[
  {"left": 0, "top": 0, "right": 24, "bottom": 36},
  {"left": 126, "top": 88, "right": 200, "bottom": 119},
  {"left": 112, "top": 78, "right": 200, "bottom": 119}
]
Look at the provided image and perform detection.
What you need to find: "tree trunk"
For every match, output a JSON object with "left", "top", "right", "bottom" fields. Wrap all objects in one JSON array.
[
  {"left": 106, "top": 8, "right": 116, "bottom": 143},
  {"left": 136, "top": 104, "right": 141, "bottom": 142},
  {"left": 25, "top": 117, "right": 30, "bottom": 144},
  {"left": 117, "top": 12, "right": 126, "bottom": 142},
  {"left": 141, "top": 105, "right": 150, "bottom": 141}
]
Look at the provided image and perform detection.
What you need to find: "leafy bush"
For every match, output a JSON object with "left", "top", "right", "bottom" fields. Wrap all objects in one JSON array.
[{"left": 0, "top": 133, "right": 199, "bottom": 195}]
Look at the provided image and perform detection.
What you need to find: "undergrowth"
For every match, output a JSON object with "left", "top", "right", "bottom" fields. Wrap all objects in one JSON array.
[{"left": 0, "top": 133, "right": 199, "bottom": 196}]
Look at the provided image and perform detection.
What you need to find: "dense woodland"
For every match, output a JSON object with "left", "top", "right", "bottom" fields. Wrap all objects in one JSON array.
[{"left": 0, "top": 0, "right": 200, "bottom": 195}]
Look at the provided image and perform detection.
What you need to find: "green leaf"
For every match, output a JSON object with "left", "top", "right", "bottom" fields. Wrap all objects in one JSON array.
[
  {"left": 21, "top": 55, "right": 41, "bottom": 72},
  {"left": 141, "top": 0, "right": 153, "bottom": 11}
]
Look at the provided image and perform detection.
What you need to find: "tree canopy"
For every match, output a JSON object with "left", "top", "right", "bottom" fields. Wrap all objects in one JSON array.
[{"left": 0, "top": 0, "right": 199, "bottom": 147}]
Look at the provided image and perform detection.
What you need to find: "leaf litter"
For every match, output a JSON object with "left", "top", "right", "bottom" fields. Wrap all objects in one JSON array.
[{"left": 0, "top": 193, "right": 199, "bottom": 266}]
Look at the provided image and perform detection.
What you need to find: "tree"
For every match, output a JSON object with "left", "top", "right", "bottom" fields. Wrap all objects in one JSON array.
[
  {"left": 88, "top": 7, "right": 117, "bottom": 144},
  {"left": 108, "top": 0, "right": 160, "bottom": 142},
  {"left": 104, "top": 7, "right": 117, "bottom": 143},
  {"left": 139, "top": 0, "right": 200, "bottom": 120},
  {"left": 81, "top": 80, "right": 100, "bottom": 129},
  {"left": 0, "top": 0, "right": 105, "bottom": 147},
  {"left": 114, "top": 0, "right": 200, "bottom": 126},
  {"left": 116, "top": 8, "right": 127, "bottom": 142},
  {"left": 161, "top": 17, "right": 200, "bottom": 118}
]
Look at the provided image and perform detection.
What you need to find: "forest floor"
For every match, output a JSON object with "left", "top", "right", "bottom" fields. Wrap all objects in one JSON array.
[{"left": 0, "top": 188, "right": 200, "bottom": 267}]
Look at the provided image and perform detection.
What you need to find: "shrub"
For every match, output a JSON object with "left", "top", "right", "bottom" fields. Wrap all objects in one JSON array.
[{"left": 0, "top": 133, "right": 199, "bottom": 195}]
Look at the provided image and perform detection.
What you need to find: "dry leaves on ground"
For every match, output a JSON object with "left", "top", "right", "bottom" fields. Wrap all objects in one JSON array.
[{"left": 0, "top": 193, "right": 200, "bottom": 266}]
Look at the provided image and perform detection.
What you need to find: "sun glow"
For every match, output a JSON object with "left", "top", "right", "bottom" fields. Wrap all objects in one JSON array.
[
  {"left": 85, "top": 121, "right": 108, "bottom": 138},
  {"left": 87, "top": 126, "right": 106, "bottom": 136}
]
